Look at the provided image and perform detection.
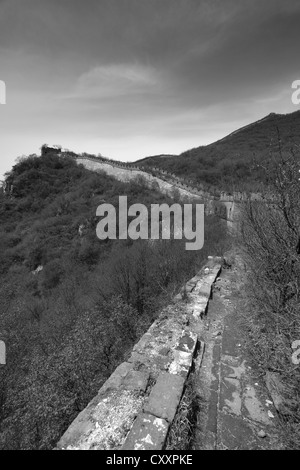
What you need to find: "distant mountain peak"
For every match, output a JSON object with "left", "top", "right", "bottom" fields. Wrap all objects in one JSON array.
[{"left": 134, "top": 109, "right": 300, "bottom": 192}]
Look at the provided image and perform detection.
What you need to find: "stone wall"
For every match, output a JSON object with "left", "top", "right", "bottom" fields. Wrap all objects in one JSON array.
[
  {"left": 66, "top": 154, "right": 237, "bottom": 223},
  {"left": 56, "top": 256, "right": 222, "bottom": 450}
]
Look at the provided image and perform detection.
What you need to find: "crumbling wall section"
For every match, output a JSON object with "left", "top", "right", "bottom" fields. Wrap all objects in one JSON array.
[{"left": 56, "top": 256, "right": 222, "bottom": 451}]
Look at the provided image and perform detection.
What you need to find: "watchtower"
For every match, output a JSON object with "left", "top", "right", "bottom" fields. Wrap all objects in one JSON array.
[{"left": 41, "top": 144, "right": 62, "bottom": 157}]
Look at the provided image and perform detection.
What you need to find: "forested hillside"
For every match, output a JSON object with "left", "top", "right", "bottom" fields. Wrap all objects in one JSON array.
[
  {"left": 0, "top": 153, "right": 228, "bottom": 449},
  {"left": 136, "top": 111, "right": 300, "bottom": 192}
]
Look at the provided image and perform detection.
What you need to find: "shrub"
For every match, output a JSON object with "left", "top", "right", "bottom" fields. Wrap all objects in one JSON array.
[
  {"left": 41, "top": 260, "right": 64, "bottom": 290},
  {"left": 239, "top": 148, "right": 300, "bottom": 448}
]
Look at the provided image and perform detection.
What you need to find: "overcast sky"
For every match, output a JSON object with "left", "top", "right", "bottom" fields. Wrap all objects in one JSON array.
[{"left": 0, "top": 0, "right": 300, "bottom": 178}]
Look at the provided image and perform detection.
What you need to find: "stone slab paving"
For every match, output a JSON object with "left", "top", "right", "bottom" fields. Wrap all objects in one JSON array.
[{"left": 194, "top": 255, "right": 283, "bottom": 450}]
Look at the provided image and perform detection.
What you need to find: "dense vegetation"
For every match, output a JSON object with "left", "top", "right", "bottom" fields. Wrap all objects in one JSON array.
[
  {"left": 136, "top": 111, "right": 300, "bottom": 193},
  {"left": 0, "top": 153, "right": 228, "bottom": 449},
  {"left": 239, "top": 148, "right": 300, "bottom": 448}
]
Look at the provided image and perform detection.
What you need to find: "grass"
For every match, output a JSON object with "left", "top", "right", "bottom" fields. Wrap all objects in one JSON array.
[{"left": 165, "top": 375, "right": 200, "bottom": 450}]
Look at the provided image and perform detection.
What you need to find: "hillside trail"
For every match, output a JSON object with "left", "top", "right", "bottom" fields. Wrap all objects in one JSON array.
[{"left": 192, "top": 249, "right": 284, "bottom": 450}]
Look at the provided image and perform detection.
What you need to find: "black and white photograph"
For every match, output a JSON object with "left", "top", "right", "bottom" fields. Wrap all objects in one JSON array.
[{"left": 0, "top": 0, "right": 300, "bottom": 455}]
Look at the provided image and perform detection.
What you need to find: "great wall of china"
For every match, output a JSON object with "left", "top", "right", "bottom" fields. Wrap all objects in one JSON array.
[
  {"left": 46, "top": 152, "right": 225, "bottom": 449},
  {"left": 2, "top": 149, "right": 276, "bottom": 449},
  {"left": 53, "top": 153, "right": 239, "bottom": 449},
  {"left": 61, "top": 152, "right": 261, "bottom": 225},
  {"left": 2, "top": 149, "right": 263, "bottom": 226}
]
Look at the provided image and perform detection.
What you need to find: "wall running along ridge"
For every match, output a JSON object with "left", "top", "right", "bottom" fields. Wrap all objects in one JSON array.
[
  {"left": 66, "top": 154, "right": 241, "bottom": 224},
  {"left": 56, "top": 256, "right": 222, "bottom": 450}
]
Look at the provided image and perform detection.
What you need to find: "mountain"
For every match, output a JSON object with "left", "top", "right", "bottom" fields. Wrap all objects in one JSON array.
[{"left": 135, "top": 110, "right": 300, "bottom": 191}]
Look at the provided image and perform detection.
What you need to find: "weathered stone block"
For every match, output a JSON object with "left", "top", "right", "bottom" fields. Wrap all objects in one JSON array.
[
  {"left": 122, "top": 413, "right": 169, "bottom": 450},
  {"left": 168, "top": 351, "right": 191, "bottom": 378},
  {"left": 197, "top": 283, "right": 212, "bottom": 298},
  {"left": 133, "top": 333, "right": 152, "bottom": 353},
  {"left": 122, "top": 370, "right": 150, "bottom": 392},
  {"left": 193, "top": 300, "right": 208, "bottom": 318},
  {"left": 58, "top": 389, "right": 144, "bottom": 450},
  {"left": 143, "top": 372, "right": 185, "bottom": 423},
  {"left": 100, "top": 362, "right": 133, "bottom": 393},
  {"left": 128, "top": 351, "right": 148, "bottom": 365},
  {"left": 169, "top": 331, "right": 197, "bottom": 377},
  {"left": 128, "top": 351, "right": 170, "bottom": 374},
  {"left": 176, "top": 331, "right": 197, "bottom": 354}
]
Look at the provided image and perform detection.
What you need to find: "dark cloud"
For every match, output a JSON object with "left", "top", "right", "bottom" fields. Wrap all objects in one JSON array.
[{"left": 0, "top": 0, "right": 300, "bottom": 177}]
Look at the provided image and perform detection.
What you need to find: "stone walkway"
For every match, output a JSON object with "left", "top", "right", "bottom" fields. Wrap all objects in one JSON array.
[{"left": 193, "top": 255, "right": 284, "bottom": 450}]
